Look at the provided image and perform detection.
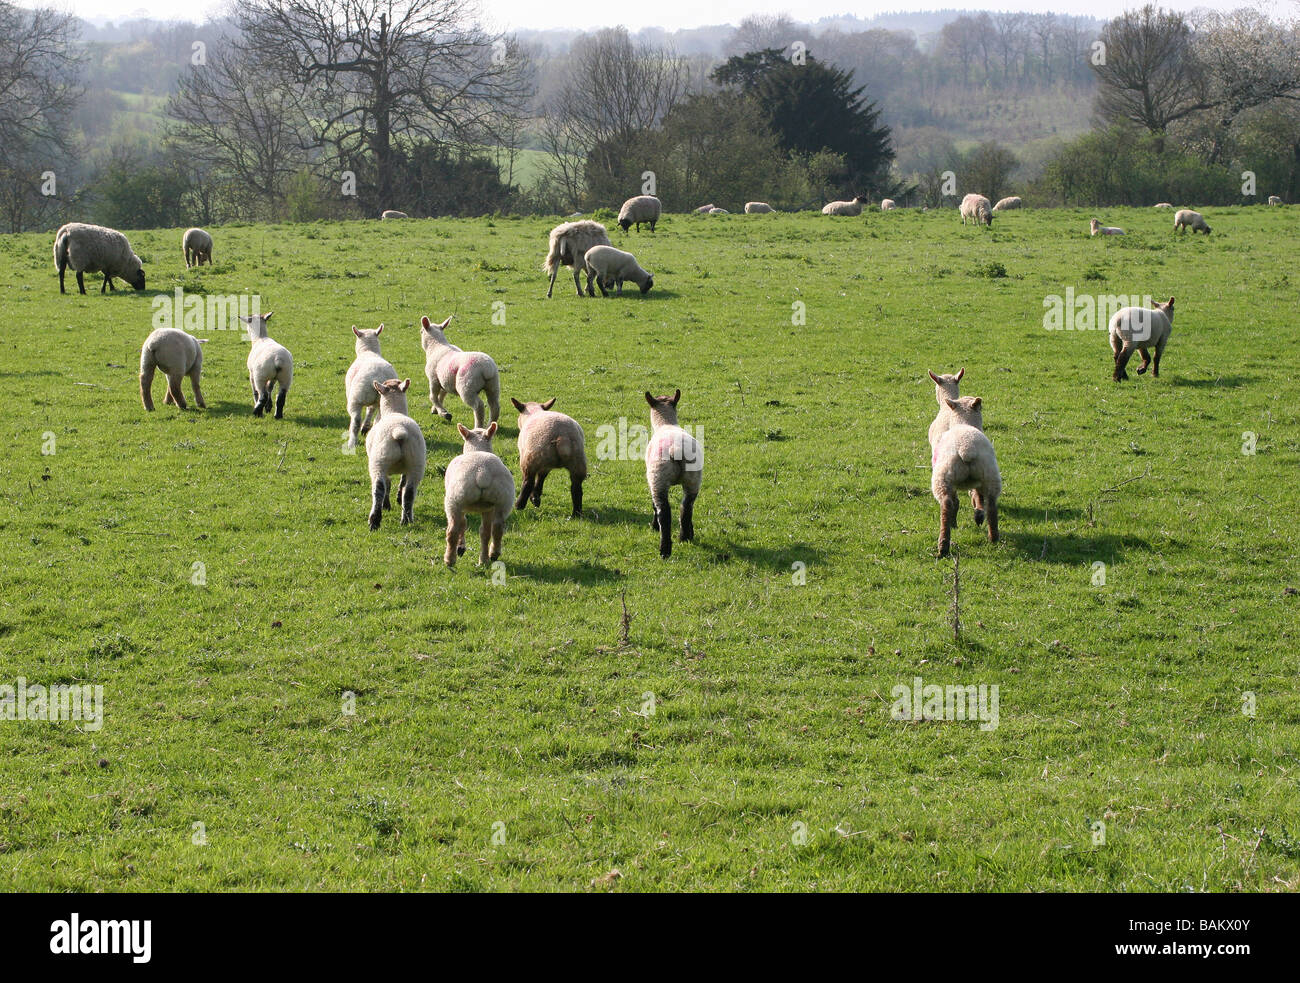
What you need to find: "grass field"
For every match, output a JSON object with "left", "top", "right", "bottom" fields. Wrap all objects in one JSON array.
[{"left": 1, "top": 207, "right": 1298, "bottom": 891}]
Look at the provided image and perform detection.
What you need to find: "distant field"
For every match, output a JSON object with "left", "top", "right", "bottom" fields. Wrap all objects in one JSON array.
[{"left": 1, "top": 207, "right": 1298, "bottom": 891}]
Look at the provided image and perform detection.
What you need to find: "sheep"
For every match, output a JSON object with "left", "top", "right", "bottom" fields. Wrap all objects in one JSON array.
[
  {"left": 419, "top": 314, "right": 500, "bottom": 427},
  {"left": 511, "top": 396, "right": 587, "bottom": 517},
  {"left": 1268, "top": 195, "right": 1283, "bottom": 206},
  {"left": 239, "top": 311, "right": 293, "bottom": 419},
  {"left": 931, "top": 395, "right": 1001, "bottom": 558},
  {"left": 745, "top": 202, "right": 774, "bottom": 213},
  {"left": 1153, "top": 202, "right": 1174, "bottom": 209},
  {"left": 693, "top": 204, "right": 716, "bottom": 214},
  {"left": 544, "top": 219, "right": 611, "bottom": 298},
  {"left": 139, "top": 328, "right": 205, "bottom": 411},
  {"left": 364, "top": 378, "right": 426, "bottom": 531},
  {"left": 992, "top": 196, "right": 1021, "bottom": 212},
  {"left": 644, "top": 389, "right": 702, "bottom": 559},
  {"left": 618, "top": 195, "right": 661, "bottom": 232},
  {"left": 344, "top": 324, "right": 399, "bottom": 449},
  {"left": 822, "top": 195, "right": 868, "bottom": 216},
  {"left": 959, "top": 194, "right": 993, "bottom": 227},
  {"left": 182, "top": 227, "right": 213, "bottom": 268},
  {"left": 443, "top": 421, "right": 515, "bottom": 567},
  {"left": 707, "top": 207, "right": 729, "bottom": 214},
  {"left": 582, "top": 244, "right": 654, "bottom": 296},
  {"left": 880, "top": 199, "right": 897, "bottom": 210},
  {"left": 926, "top": 368, "right": 965, "bottom": 456},
  {"left": 1090, "top": 218, "right": 1125, "bottom": 236},
  {"left": 54, "top": 223, "right": 145, "bottom": 295},
  {"left": 381, "top": 210, "right": 409, "bottom": 220},
  {"left": 1110, "top": 297, "right": 1174, "bottom": 382},
  {"left": 1174, "top": 209, "right": 1211, "bottom": 234}
]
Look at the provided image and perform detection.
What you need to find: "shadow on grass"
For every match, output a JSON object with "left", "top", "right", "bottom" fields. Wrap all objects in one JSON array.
[
  {"left": 1000, "top": 530, "right": 1150, "bottom": 563},
  {"left": 1167, "top": 374, "right": 1253, "bottom": 389},
  {"left": 501, "top": 560, "right": 624, "bottom": 585},
  {"left": 697, "top": 539, "right": 827, "bottom": 569},
  {"left": 998, "top": 503, "right": 1089, "bottom": 521}
]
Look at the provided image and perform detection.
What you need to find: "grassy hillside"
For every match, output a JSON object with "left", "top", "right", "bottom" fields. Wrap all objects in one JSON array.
[{"left": 1, "top": 208, "right": 1298, "bottom": 891}]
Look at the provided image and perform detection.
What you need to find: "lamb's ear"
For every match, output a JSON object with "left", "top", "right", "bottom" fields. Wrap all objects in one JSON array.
[
  {"left": 375, "top": 323, "right": 384, "bottom": 334},
  {"left": 399, "top": 378, "right": 410, "bottom": 392},
  {"left": 373, "top": 381, "right": 384, "bottom": 394},
  {"left": 928, "top": 370, "right": 940, "bottom": 384},
  {"left": 510, "top": 397, "right": 526, "bottom": 412},
  {"left": 955, "top": 368, "right": 964, "bottom": 382},
  {"left": 420, "top": 316, "right": 431, "bottom": 330},
  {"left": 238, "top": 315, "right": 250, "bottom": 324},
  {"left": 943, "top": 397, "right": 959, "bottom": 411},
  {"left": 437, "top": 316, "right": 453, "bottom": 329},
  {"left": 541, "top": 397, "right": 556, "bottom": 410},
  {"left": 971, "top": 397, "right": 982, "bottom": 409},
  {"left": 457, "top": 423, "right": 471, "bottom": 439},
  {"left": 352, "top": 325, "right": 361, "bottom": 338},
  {"left": 1166, "top": 297, "right": 1175, "bottom": 308},
  {"left": 644, "top": 391, "right": 656, "bottom": 406},
  {"left": 671, "top": 388, "right": 681, "bottom": 405},
  {"left": 263, "top": 311, "right": 273, "bottom": 320},
  {"left": 486, "top": 421, "right": 498, "bottom": 437}
]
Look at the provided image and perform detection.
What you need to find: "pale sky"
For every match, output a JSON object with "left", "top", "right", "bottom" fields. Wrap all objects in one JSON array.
[{"left": 29, "top": 0, "right": 1293, "bottom": 34}]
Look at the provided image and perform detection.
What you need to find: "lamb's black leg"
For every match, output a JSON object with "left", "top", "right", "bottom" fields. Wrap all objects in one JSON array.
[
  {"left": 570, "top": 476, "right": 583, "bottom": 518},
  {"left": 76, "top": 271, "right": 86, "bottom": 295},
  {"left": 680, "top": 491, "right": 696, "bottom": 542},
  {"left": 369, "top": 478, "right": 386, "bottom": 530},
  {"left": 515, "top": 475, "right": 534, "bottom": 511},
  {"left": 532, "top": 472, "right": 546, "bottom": 507},
  {"left": 275, "top": 388, "right": 286, "bottom": 419}
]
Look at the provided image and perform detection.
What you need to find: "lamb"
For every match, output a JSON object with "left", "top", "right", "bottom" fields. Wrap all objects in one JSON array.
[
  {"left": 707, "top": 207, "right": 729, "bottom": 214},
  {"left": 822, "top": 195, "right": 868, "bottom": 216},
  {"left": 644, "top": 389, "right": 702, "bottom": 559},
  {"left": 239, "top": 311, "right": 293, "bottom": 419},
  {"left": 182, "top": 227, "right": 213, "bottom": 268},
  {"left": 364, "top": 378, "right": 426, "bottom": 531},
  {"left": 543, "top": 219, "right": 611, "bottom": 298},
  {"left": 931, "top": 396, "right": 1001, "bottom": 558},
  {"left": 54, "top": 223, "right": 146, "bottom": 295},
  {"left": 745, "top": 202, "right": 774, "bottom": 213},
  {"left": 1268, "top": 195, "right": 1283, "bottom": 206},
  {"left": 618, "top": 195, "right": 661, "bottom": 232},
  {"left": 1174, "top": 209, "right": 1211, "bottom": 234},
  {"left": 992, "top": 196, "right": 1021, "bottom": 212},
  {"left": 1090, "top": 218, "right": 1124, "bottom": 236},
  {"left": 139, "top": 328, "right": 205, "bottom": 411},
  {"left": 443, "top": 422, "right": 515, "bottom": 567},
  {"left": 693, "top": 204, "right": 716, "bottom": 213},
  {"left": 926, "top": 368, "right": 965, "bottom": 455},
  {"left": 380, "top": 210, "right": 409, "bottom": 220},
  {"left": 880, "top": 199, "right": 897, "bottom": 210},
  {"left": 1110, "top": 297, "right": 1174, "bottom": 382},
  {"left": 511, "top": 397, "right": 587, "bottom": 517},
  {"left": 345, "top": 324, "right": 399, "bottom": 449},
  {"left": 1153, "top": 202, "right": 1174, "bottom": 209},
  {"left": 959, "top": 194, "right": 993, "bottom": 227},
  {"left": 419, "top": 314, "right": 500, "bottom": 427},
  {"left": 582, "top": 244, "right": 654, "bottom": 296}
]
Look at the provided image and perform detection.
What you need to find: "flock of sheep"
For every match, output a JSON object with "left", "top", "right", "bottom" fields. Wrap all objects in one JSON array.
[{"left": 50, "top": 184, "right": 1258, "bottom": 557}]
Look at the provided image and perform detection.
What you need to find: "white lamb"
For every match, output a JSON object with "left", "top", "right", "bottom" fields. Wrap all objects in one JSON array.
[
  {"left": 511, "top": 396, "right": 587, "bottom": 517},
  {"left": 1110, "top": 297, "right": 1174, "bottom": 382},
  {"left": 239, "top": 311, "right": 293, "bottom": 419},
  {"left": 618, "top": 195, "right": 661, "bottom": 232},
  {"left": 443, "top": 422, "right": 515, "bottom": 568},
  {"left": 54, "top": 223, "right": 146, "bottom": 294},
  {"left": 707, "top": 207, "right": 729, "bottom": 214},
  {"left": 344, "top": 324, "right": 399, "bottom": 449},
  {"left": 544, "top": 219, "right": 611, "bottom": 298},
  {"left": 926, "top": 368, "right": 965, "bottom": 456},
  {"left": 745, "top": 201, "right": 774, "bottom": 213},
  {"left": 930, "top": 396, "right": 1000, "bottom": 558},
  {"left": 139, "top": 328, "right": 206, "bottom": 411},
  {"left": 1174, "top": 209, "right": 1211, "bottom": 234},
  {"left": 582, "top": 244, "right": 654, "bottom": 296},
  {"left": 364, "top": 378, "right": 426, "bottom": 530},
  {"left": 880, "top": 198, "right": 897, "bottom": 210},
  {"left": 644, "top": 389, "right": 702, "bottom": 559},
  {"left": 380, "top": 210, "right": 409, "bottom": 220},
  {"left": 1153, "top": 202, "right": 1174, "bottom": 209},
  {"left": 1268, "top": 195, "right": 1283, "bottom": 206},
  {"left": 182, "top": 227, "right": 213, "bottom": 267},
  {"left": 960, "top": 194, "right": 993, "bottom": 226},
  {"left": 992, "top": 196, "right": 1021, "bottom": 212},
  {"left": 1090, "top": 218, "right": 1124, "bottom": 236},
  {"left": 419, "top": 314, "right": 500, "bottom": 427},
  {"left": 822, "top": 195, "right": 868, "bottom": 216},
  {"left": 693, "top": 204, "right": 716, "bottom": 214}
]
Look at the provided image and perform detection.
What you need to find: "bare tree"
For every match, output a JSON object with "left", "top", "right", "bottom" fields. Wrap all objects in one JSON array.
[{"left": 724, "top": 14, "right": 801, "bottom": 58}]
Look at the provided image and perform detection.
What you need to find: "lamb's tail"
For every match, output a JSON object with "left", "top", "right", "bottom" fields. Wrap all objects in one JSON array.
[
  {"left": 391, "top": 424, "right": 409, "bottom": 442},
  {"left": 475, "top": 469, "right": 493, "bottom": 490},
  {"left": 54, "top": 231, "right": 69, "bottom": 272},
  {"left": 543, "top": 230, "right": 563, "bottom": 275}
]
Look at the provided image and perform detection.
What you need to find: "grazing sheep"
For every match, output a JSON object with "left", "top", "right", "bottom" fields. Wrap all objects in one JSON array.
[
  {"left": 582, "top": 244, "right": 654, "bottom": 296},
  {"left": 707, "top": 207, "right": 729, "bottom": 214},
  {"left": 182, "top": 227, "right": 213, "bottom": 268},
  {"left": 618, "top": 195, "right": 661, "bottom": 232},
  {"left": 926, "top": 368, "right": 965, "bottom": 457},
  {"left": 644, "top": 389, "right": 702, "bottom": 559},
  {"left": 880, "top": 199, "right": 897, "bottom": 210},
  {"left": 239, "top": 311, "right": 293, "bottom": 419},
  {"left": 443, "top": 422, "right": 515, "bottom": 567},
  {"left": 543, "top": 219, "right": 611, "bottom": 298},
  {"left": 931, "top": 396, "right": 1001, "bottom": 558},
  {"left": 1268, "top": 195, "right": 1283, "bottom": 206},
  {"left": 345, "top": 324, "right": 399, "bottom": 449},
  {"left": 381, "top": 210, "right": 409, "bottom": 220},
  {"left": 1110, "top": 297, "right": 1174, "bottom": 382},
  {"left": 992, "top": 196, "right": 1021, "bottom": 212},
  {"left": 693, "top": 204, "right": 716, "bottom": 214},
  {"left": 364, "top": 378, "right": 426, "bottom": 531},
  {"left": 745, "top": 201, "right": 774, "bottom": 213},
  {"left": 1153, "top": 202, "right": 1174, "bottom": 209},
  {"left": 54, "top": 223, "right": 146, "bottom": 294},
  {"left": 1174, "top": 209, "right": 1211, "bottom": 234},
  {"left": 511, "top": 397, "right": 587, "bottom": 517},
  {"left": 822, "top": 195, "right": 868, "bottom": 216},
  {"left": 139, "top": 328, "right": 205, "bottom": 412},
  {"left": 1090, "top": 218, "right": 1125, "bottom": 236},
  {"left": 959, "top": 194, "right": 993, "bottom": 227},
  {"left": 419, "top": 314, "right": 500, "bottom": 427}
]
